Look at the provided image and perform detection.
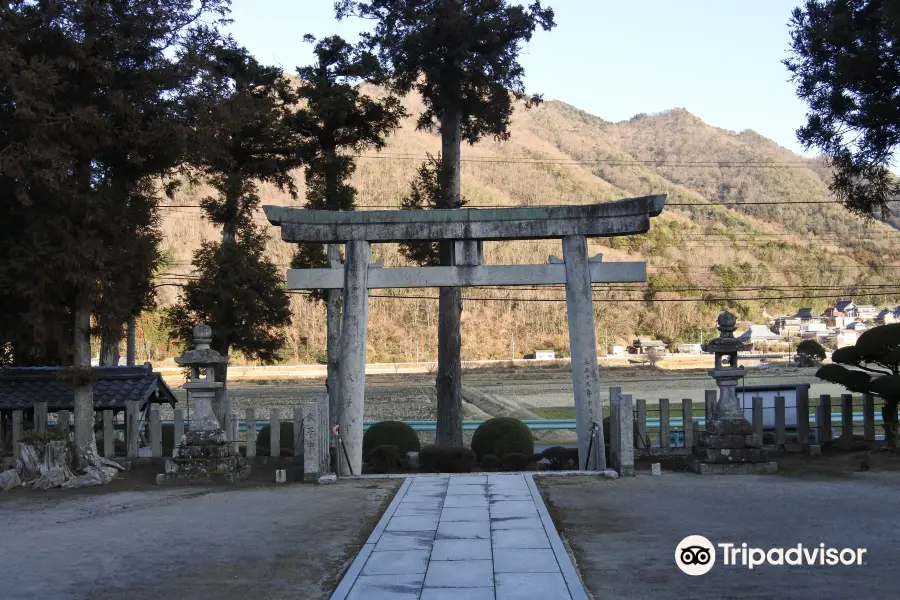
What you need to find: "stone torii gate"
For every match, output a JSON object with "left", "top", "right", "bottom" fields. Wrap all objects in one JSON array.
[{"left": 264, "top": 194, "right": 666, "bottom": 475}]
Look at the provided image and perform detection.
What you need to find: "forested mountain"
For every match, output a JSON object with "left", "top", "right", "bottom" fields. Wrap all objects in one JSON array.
[{"left": 150, "top": 89, "right": 900, "bottom": 364}]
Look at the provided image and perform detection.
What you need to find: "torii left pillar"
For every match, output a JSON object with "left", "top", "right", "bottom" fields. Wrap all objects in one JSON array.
[
  {"left": 337, "top": 241, "right": 370, "bottom": 475},
  {"left": 563, "top": 235, "right": 606, "bottom": 470}
]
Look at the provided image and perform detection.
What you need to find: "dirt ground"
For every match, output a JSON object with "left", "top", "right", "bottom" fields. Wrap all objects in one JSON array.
[
  {"left": 0, "top": 474, "right": 399, "bottom": 600},
  {"left": 160, "top": 364, "right": 843, "bottom": 424},
  {"left": 538, "top": 463, "right": 900, "bottom": 600}
]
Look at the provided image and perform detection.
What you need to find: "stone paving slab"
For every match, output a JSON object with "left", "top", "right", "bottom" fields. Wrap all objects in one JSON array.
[{"left": 330, "top": 474, "right": 589, "bottom": 600}]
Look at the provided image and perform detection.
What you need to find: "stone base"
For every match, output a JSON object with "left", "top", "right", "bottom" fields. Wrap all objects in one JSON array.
[
  {"left": 694, "top": 448, "right": 770, "bottom": 464},
  {"left": 156, "top": 465, "right": 251, "bottom": 486},
  {"left": 157, "top": 428, "right": 249, "bottom": 486},
  {"left": 705, "top": 418, "right": 754, "bottom": 436},
  {"left": 698, "top": 433, "right": 762, "bottom": 449},
  {"left": 691, "top": 461, "right": 778, "bottom": 475}
]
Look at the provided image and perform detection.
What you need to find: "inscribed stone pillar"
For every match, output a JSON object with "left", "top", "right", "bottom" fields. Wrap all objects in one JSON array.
[
  {"left": 337, "top": 240, "right": 371, "bottom": 475},
  {"left": 562, "top": 235, "right": 605, "bottom": 470}
]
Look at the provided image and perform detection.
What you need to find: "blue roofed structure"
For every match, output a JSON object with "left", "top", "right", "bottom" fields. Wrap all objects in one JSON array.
[{"left": 0, "top": 363, "right": 177, "bottom": 412}]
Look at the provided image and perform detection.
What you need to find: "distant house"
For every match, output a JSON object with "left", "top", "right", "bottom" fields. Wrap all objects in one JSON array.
[
  {"left": 835, "top": 330, "right": 859, "bottom": 348},
  {"left": 630, "top": 338, "right": 666, "bottom": 354},
  {"left": 845, "top": 321, "right": 868, "bottom": 332},
  {"left": 676, "top": 343, "right": 702, "bottom": 354},
  {"left": 856, "top": 305, "right": 879, "bottom": 321},
  {"left": 877, "top": 309, "right": 897, "bottom": 325},
  {"left": 793, "top": 308, "right": 821, "bottom": 322},
  {"left": 834, "top": 300, "right": 858, "bottom": 318},
  {"left": 738, "top": 325, "right": 780, "bottom": 345},
  {"left": 772, "top": 316, "right": 801, "bottom": 335}
]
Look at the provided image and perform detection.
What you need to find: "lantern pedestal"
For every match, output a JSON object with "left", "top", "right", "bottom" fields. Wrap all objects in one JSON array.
[
  {"left": 691, "top": 314, "right": 777, "bottom": 475},
  {"left": 156, "top": 325, "right": 250, "bottom": 486}
]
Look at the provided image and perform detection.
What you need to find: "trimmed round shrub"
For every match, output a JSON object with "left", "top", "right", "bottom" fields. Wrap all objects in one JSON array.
[
  {"left": 255, "top": 421, "right": 296, "bottom": 456},
  {"left": 363, "top": 420, "right": 420, "bottom": 458},
  {"left": 471, "top": 417, "right": 533, "bottom": 461},
  {"left": 481, "top": 454, "right": 501, "bottom": 472},
  {"left": 419, "top": 444, "right": 477, "bottom": 473},
  {"left": 367, "top": 445, "right": 404, "bottom": 474}
]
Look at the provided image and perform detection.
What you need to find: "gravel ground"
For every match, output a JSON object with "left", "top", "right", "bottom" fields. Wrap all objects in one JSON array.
[
  {"left": 538, "top": 471, "right": 900, "bottom": 600},
  {"left": 0, "top": 479, "right": 399, "bottom": 600}
]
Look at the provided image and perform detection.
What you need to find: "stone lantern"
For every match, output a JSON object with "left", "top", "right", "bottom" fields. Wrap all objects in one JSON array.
[
  {"left": 156, "top": 324, "right": 250, "bottom": 485},
  {"left": 691, "top": 312, "right": 777, "bottom": 475}
]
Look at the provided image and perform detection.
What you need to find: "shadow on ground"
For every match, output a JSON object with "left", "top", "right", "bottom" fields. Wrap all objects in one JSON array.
[
  {"left": 538, "top": 467, "right": 899, "bottom": 600},
  {"left": 0, "top": 477, "right": 399, "bottom": 600}
]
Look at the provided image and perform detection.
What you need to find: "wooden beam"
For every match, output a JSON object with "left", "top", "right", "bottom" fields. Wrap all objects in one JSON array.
[
  {"left": 265, "top": 195, "right": 666, "bottom": 243},
  {"left": 286, "top": 262, "right": 646, "bottom": 290}
]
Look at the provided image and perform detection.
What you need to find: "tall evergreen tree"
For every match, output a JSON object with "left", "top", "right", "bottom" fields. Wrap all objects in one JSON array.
[
  {"left": 291, "top": 34, "right": 404, "bottom": 424},
  {"left": 0, "top": 0, "right": 229, "bottom": 468},
  {"left": 336, "top": 0, "right": 556, "bottom": 444},
  {"left": 166, "top": 35, "right": 299, "bottom": 423},
  {"left": 786, "top": 0, "right": 900, "bottom": 219}
]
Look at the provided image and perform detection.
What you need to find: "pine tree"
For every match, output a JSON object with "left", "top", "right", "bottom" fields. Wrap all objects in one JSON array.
[
  {"left": 290, "top": 34, "right": 404, "bottom": 423},
  {"left": 785, "top": 0, "right": 900, "bottom": 218},
  {"left": 0, "top": 0, "right": 230, "bottom": 468},
  {"left": 167, "top": 35, "right": 300, "bottom": 423},
  {"left": 337, "top": 0, "right": 556, "bottom": 444}
]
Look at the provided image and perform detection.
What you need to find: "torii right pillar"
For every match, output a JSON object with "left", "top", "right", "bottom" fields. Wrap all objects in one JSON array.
[{"left": 563, "top": 235, "right": 605, "bottom": 470}]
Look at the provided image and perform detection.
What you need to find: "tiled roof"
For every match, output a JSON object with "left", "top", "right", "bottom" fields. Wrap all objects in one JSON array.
[{"left": 0, "top": 364, "right": 177, "bottom": 411}]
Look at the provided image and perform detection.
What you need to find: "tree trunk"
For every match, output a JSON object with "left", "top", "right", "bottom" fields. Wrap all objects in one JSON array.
[
  {"left": 435, "top": 105, "right": 463, "bottom": 446},
  {"left": 126, "top": 315, "right": 136, "bottom": 366},
  {"left": 326, "top": 244, "right": 342, "bottom": 427},
  {"left": 100, "top": 324, "right": 121, "bottom": 367},
  {"left": 883, "top": 400, "right": 898, "bottom": 450},
  {"left": 73, "top": 294, "right": 98, "bottom": 469}
]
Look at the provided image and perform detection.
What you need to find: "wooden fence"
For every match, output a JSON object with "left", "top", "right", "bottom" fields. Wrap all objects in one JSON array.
[
  {"left": 634, "top": 392, "right": 888, "bottom": 454},
  {"left": 0, "top": 400, "right": 330, "bottom": 476}
]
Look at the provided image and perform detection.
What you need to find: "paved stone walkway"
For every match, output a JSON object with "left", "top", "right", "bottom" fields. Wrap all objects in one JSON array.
[{"left": 331, "top": 474, "right": 588, "bottom": 600}]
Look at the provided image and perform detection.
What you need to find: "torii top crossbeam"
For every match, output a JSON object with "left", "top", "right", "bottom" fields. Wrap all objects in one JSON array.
[{"left": 263, "top": 194, "right": 666, "bottom": 243}]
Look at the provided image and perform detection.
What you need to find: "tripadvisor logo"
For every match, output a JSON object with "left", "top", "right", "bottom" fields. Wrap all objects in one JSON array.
[{"left": 675, "top": 536, "right": 867, "bottom": 576}]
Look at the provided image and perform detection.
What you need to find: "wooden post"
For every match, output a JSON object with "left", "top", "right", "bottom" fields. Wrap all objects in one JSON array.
[
  {"left": 173, "top": 409, "right": 185, "bottom": 450},
  {"left": 704, "top": 389, "right": 717, "bottom": 428},
  {"left": 232, "top": 415, "right": 240, "bottom": 454},
  {"left": 103, "top": 410, "right": 115, "bottom": 458},
  {"left": 636, "top": 399, "right": 647, "bottom": 449},
  {"left": 270, "top": 411, "right": 281, "bottom": 458},
  {"left": 246, "top": 408, "right": 257, "bottom": 458},
  {"left": 682, "top": 399, "right": 693, "bottom": 448},
  {"left": 819, "top": 394, "right": 832, "bottom": 443},
  {"left": 34, "top": 400, "right": 48, "bottom": 434},
  {"left": 841, "top": 394, "right": 854, "bottom": 440},
  {"left": 752, "top": 397, "right": 764, "bottom": 439},
  {"left": 337, "top": 240, "right": 370, "bottom": 475},
  {"left": 863, "top": 394, "right": 876, "bottom": 442},
  {"left": 150, "top": 410, "right": 162, "bottom": 458},
  {"left": 609, "top": 387, "right": 621, "bottom": 466},
  {"left": 12, "top": 410, "right": 23, "bottom": 449},
  {"left": 774, "top": 396, "right": 786, "bottom": 446},
  {"left": 58, "top": 409, "right": 70, "bottom": 441},
  {"left": 563, "top": 234, "right": 606, "bottom": 471},
  {"left": 126, "top": 400, "right": 140, "bottom": 459},
  {"left": 659, "top": 399, "right": 670, "bottom": 449},
  {"left": 293, "top": 406, "right": 304, "bottom": 459},
  {"left": 797, "top": 386, "right": 810, "bottom": 445}
]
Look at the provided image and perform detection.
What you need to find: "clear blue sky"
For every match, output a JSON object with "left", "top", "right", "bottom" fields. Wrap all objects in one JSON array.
[{"left": 224, "top": 0, "right": 813, "bottom": 156}]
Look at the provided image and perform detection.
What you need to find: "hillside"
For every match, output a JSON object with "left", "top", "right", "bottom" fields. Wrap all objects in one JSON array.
[{"left": 150, "top": 89, "right": 900, "bottom": 364}]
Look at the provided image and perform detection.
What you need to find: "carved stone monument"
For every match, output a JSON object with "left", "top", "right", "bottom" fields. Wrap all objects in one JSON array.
[
  {"left": 692, "top": 312, "right": 777, "bottom": 475},
  {"left": 156, "top": 324, "right": 250, "bottom": 485}
]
